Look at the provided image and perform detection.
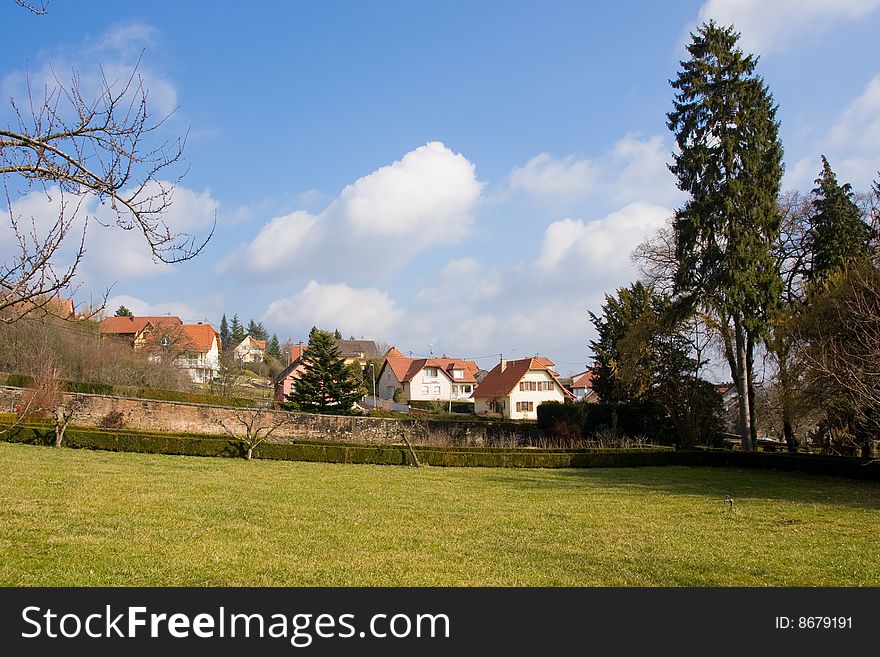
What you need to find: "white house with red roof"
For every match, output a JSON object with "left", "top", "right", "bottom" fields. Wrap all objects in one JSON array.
[
  {"left": 569, "top": 370, "right": 596, "bottom": 402},
  {"left": 233, "top": 335, "right": 266, "bottom": 363},
  {"left": 473, "top": 357, "right": 574, "bottom": 420},
  {"left": 173, "top": 323, "right": 222, "bottom": 384},
  {"left": 376, "top": 347, "right": 480, "bottom": 403}
]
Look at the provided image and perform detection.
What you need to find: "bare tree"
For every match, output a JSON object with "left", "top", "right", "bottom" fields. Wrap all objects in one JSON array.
[
  {"left": 218, "top": 409, "right": 287, "bottom": 460},
  {"left": 2, "top": 21, "right": 213, "bottom": 321}
]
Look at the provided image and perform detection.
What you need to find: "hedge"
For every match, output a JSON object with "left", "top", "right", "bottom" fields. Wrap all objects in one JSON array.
[
  {"left": 409, "top": 400, "right": 476, "bottom": 414},
  {"left": 2, "top": 419, "right": 877, "bottom": 478}
]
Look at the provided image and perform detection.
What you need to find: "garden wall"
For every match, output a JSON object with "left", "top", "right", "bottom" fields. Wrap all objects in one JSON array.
[{"left": 0, "top": 386, "right": 544, "bottom": 447}]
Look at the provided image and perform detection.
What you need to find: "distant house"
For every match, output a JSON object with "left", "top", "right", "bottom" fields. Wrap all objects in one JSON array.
[
  {"left": 99, "top": 315, "right": 183, "bottom": 348},
  {"left": 568, "top": 370, "right": 596, "bottom": 403},
  {"left": 100, "top": 315, "right": 219, "bottom": 383},
  {"left": 376, "top": 347, "right": 480, "bottom": 403},
  {"left": 715, "top": 382, "right": 739, "bottom": 432},
  {"left": 234, "top": 335, "right": 266, "bottom": 363},
  {"left": 272, "top": 339, "right": 380, "bottom": 402},
  {"left": 172, "top": 324, "right": 222, "bottom": 384},
  {"left": 473, "top": 357, "right": 574, "bottom": 420}
]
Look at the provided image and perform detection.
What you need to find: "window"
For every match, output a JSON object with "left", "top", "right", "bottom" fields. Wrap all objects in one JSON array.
[
  {"left": 422, "top": 386, "right": 429, "bottom": 395},
  {"left": 516, "top": 401, "right": 534, "bottom": 412},
  {"left": 519, "top": 381, "right": 538, "bottom": 391},
  {"left": 453, "top": 369, "right": 464, "bottom": 379},
  {"left": 423, "top": 367, "right": 438, "bottom": 381},
  {"left": 387, "top": 386, "right": 394, "bottom": 396},
  {"left": 462, "top": 385, "right": 472, "bottom": 393},
  {"left": 433, "top": 386, "right": 441, "bottom": 395}
]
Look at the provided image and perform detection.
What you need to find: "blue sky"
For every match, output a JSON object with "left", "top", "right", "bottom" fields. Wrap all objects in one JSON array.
[{"left": 3, "top": 0, "right": 880, "bottom": 375}]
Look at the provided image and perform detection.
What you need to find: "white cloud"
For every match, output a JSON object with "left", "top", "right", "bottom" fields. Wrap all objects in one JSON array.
[
  {"left": 509, "top": 153, "right": 597, "bottom": 200},
  {"left": 697, "top": 0, "right": 880, "bottom": 53},
  {"left": 338, "top": 141, "right": 483, "bottom": 241},
  {"left": 506, "top": 134, "right": 681, "bottom": 210},
  {"left": 263, "top": 281, "right": 405, "bottom": 339},
  {"left": 534, "top": 202, "right": 672, "bottom": 284},
  {"left": 3, "top": 182, "right": 219, "bottom": 288},
  {"left": 230, "top": 142, "right": 484, "bottom": 279},
  {"left": 784, "top": 76, "right": 880, "bottom": 190}
]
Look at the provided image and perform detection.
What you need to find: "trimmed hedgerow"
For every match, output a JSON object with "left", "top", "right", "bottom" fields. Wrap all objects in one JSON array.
[
  {"left": 1, "top": 419, "right": 877, "bottom": 479},
  {"left": 134, "top": 388, "right": 256, "bottom": 408},
  {"left": 63, "top": 381, "right": 114, "bottom": 395}
]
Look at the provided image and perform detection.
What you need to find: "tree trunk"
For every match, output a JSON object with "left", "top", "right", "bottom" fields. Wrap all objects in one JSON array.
[
  {"left": 746, "top": 332, "right": 758, "bottom": 447},
  {"left": 246, "top": 445, "right": 254, "bottom": 460},
  {"left": 54, "top": 407, "right": 64, "bottom": 447},
  {"left": 733, "top": 317, "right": 754, "bottom": 452}
]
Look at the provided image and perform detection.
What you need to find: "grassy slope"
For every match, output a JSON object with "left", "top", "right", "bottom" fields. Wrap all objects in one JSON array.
[{"left": 1, "top": 442, "right": 878, "bottom": 586}]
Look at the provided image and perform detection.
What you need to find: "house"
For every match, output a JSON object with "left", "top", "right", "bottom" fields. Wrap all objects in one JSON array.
[
  {"left": 272, "top": 339, "right": 381, "bottom": 402},
  {"left": 473, "top": 357, "right": 574, "bottom": 420},
  {"left": 99, "top": 315, "right": 183, "bottom": 348},
  {"left": 568, "top": 370, "right": 597, "bottom": 403},
  {"left": 171, "top": 324, "right": 222, "bottom": 384},
  {"left": 715, "top": 382, "right": 739, "bottom": 432},
  {"left": 376, "top": 347, "right": 480, "bottom": 403},
  {"left": 234, "top": 335, "right": 266, "bottom": 363},
  {"left": 100, "top": 315, "right": 219, "bottom": 384}
]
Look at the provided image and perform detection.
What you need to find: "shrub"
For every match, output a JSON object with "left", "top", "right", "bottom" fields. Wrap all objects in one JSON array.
[
  {"left": 4, "top": 374, "right": 34, "bottom": 388},
  {"left": 63, "top": 380, "right": 114, "bottom": 395}
]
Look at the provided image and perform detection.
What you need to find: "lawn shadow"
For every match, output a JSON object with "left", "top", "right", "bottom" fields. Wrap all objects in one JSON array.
[{"left": 479, "top": 465, "right": 880, "bottom": 511}]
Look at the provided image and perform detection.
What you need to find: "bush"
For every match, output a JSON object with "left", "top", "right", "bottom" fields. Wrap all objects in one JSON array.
[
  {"left": 63, "top": 380, "right": 114, "bottom": 395},
  {"left": 4, "top": 374, "right": 34, "bottom": 388},
  {"left": 137, "top": 387, "right": 256, "bottom": 408},
  {"left": 409, "top": 400, "right": 475, "bottom": 414},
  {"left": 537, "top": 400, "right": 675, "bottom": 445}
]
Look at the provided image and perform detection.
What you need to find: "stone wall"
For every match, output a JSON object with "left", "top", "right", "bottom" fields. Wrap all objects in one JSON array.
[{"left": 0, "top": 386, "right": 545, "bottom": 447}]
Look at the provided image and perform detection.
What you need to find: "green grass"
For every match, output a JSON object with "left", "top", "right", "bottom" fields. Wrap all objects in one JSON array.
[{"left": 1, "top": 441, "right": 878, "bottom": 586}]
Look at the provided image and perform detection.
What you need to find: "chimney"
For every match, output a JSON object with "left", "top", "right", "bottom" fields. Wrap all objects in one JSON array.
[{"left": 500, "top": 356, "right": 507, "bottom": 372}]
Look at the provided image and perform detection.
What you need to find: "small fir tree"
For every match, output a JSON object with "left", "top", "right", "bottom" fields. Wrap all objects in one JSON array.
[
  {"left": 219, "top": 314, "right": 230, "bottom": 350},
  {"left": 808, "top": 156, "right": 873, "bottom": 284},
  {"left": 114, "top": 305, "right": 133, "bottom": 317},
  {"left": 286, "top": 329, "right": 362, "bottom": 414}
]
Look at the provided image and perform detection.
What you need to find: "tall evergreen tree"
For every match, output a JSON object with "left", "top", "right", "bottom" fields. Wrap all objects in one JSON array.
[
  {"left": 114, "top": 305, "right": 133, "bottom": 317},
  {"left": 266, "top": 334, "right": 282, "bottom": 360},
  {"left": 808, "top": 156, "right": 872, "bottom": 284},
  {"left": 219, "top": 314, "right": 230, "bottom": 351},
  {"left": 334, "top": 328, "right": 342, "bottom": 340},
  {"left": 667, "top": 21, "right": 783, "bottom": 452},
  {"left": 286, "top": 329, "right": 361, "bottom": 414},
  {"left": 246, "top": 319, "right": 268, "bottom": 341},
  {"left": 229, "top": 314, "right": 245, "bottom": 346}
]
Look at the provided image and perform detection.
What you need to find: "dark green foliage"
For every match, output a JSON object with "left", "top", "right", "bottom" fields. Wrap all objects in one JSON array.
[
  {"left": 5, "top": 373, "right": 34, "bottom": 388},
  {"left": 63, "top": 380, "right": 113, "bottom": 395},
  {"left": 668, "top": 21, "right": 784, "bottom": 451},
  {"left": 286, "top": 329, "right": 362, "bottom": 414},
  {"left": 229, "top": 314, "right": 245, "bottom": 347},
  {"left": 4, "top": 418, "right": 875, "bottom": 478},
  {"left": 219, "top": 314, "right": 230, "bottom": 351},
  {"left": 409, "top": 400, "right": 476, "bottom": 414},
  {"left": 246, "top": 319, "right": 268, "bottom": 341},
  {"left": 588, "top": 282, "right": 722, "bottom": 447},
  {"left": 536, "top": 400, "right": 675, "bottom": 445},
  {"left": 114, "top": 306, "right": 133, "bottom": 317},
  {"left": 333, "top": 328, "right": 342, "bottom": 340},
  {"left": 809, "top": 156, "right": 873, "bottom": 284},
  {"left": 266, "top": 334, "right": 282, "bottom": 360},
  {"left": 137, "top": 387, "right": 255, "bottom": 407},
  {"left": 589, "top": 282, "right": 655, "bottom": 403},
  {"left": 668, "top": 22, "right": 784, "bottom": 328}
]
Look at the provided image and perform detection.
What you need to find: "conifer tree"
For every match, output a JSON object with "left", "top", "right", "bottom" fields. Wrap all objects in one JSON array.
[
  {"left": 286, "top": 329, "right": 361, "bottom": 414},
  {"left": 219, "top": 314, "right": 230, "bottom": 350},
  {"left": 229, "top": 314, "right": 245, "bottom": 346},
  {"left": 334, "top": 328, "right": 342, "bottom": 340},
  {"left": 266, "top": 334, "right": 282, "bottom": 360},
  {"left": 114, "top": 305, "right": 133, "bottom": 317},
  {"left": 808, "top": 156, "right": 873, "bottom": 284},
  {"left": 246, "top": 319, "right": 268, "bottom": 341},
  {"left": 667, "top": 21, "right": 783, "bottom": 452}
]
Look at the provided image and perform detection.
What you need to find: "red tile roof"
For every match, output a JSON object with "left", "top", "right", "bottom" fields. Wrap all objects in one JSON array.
[
  {"left": 100, "top": 315, "right": 182, "bottom": 336},
  {"left": 177, "top": 324, "right": 220, "bottom": 353},
  {"left": 474, "top": 357, "right": 574, "bottom": 399},
  {"left": 571, "top": 370, "right": 594, "bottom": 389}
]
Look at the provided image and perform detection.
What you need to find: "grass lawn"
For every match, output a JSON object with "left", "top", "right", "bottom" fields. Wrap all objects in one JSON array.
[{"left": 1, "top": 441, "right": 878, "bottom": 586}]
